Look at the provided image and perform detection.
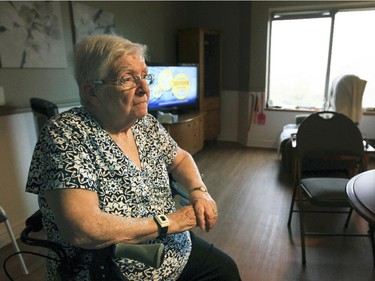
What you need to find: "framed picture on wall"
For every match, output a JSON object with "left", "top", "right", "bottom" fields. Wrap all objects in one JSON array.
[
  {"left": 0, "top": 1, "right": 67, "bottom": 68},
  {"left": 71, "top": 2, "right": 115, "bottom": 43}
]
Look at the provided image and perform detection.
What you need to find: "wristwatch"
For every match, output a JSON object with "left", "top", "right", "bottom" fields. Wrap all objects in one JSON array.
[
  {"left": 189, "top": 186, "right": 208, "bottom": 194},
  {"left": 154, "top": 214, "right": 170, "bottom": 238}
]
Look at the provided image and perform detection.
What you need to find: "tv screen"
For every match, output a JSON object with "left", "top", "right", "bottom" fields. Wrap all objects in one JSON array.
[{"left": 147, "top": 64, "right": 199, "bottom": 113}]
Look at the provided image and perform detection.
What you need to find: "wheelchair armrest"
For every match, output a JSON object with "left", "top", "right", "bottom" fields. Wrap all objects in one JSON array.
[
  {"left": 170, "top": 176, "right": 190, "bottom": 207},
  {"left": 21, "top": 210, "right": 69, "bottom": 263},
  {"left": 21, "top": 210, "right": 165, "bottom": 269},
  {"left": 22, "top": 203, "right": 168, "bottom": 279},
  {"left": 25, "top": 210, "right": 43, "bottom": 231}
]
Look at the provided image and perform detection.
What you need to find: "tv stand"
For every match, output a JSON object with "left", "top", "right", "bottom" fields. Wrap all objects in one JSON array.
[{"left": 162, "top": 111, "right": 205, "bottom": 155}]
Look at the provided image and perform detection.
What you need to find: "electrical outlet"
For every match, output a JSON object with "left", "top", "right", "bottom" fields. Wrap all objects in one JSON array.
[{"left": 0, "top": 87, "right": 5, "bottom": 105}]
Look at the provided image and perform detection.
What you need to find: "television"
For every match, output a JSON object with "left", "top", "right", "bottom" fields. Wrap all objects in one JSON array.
[{"left": 147, "top": 64, "right": 199, "bottom": 114}]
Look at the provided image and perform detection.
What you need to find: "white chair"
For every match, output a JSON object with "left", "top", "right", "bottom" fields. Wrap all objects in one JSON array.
[{"left": 0, "top": 206, "right": 28, "bottom": 274}]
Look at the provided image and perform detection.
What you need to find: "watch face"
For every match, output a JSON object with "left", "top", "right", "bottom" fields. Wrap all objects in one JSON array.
[
  {"left": 160, "top": 216, "right": 167, "bottom": 222},
  {"left": 156, "top": 215, "right": 170, "bottom": 227}
]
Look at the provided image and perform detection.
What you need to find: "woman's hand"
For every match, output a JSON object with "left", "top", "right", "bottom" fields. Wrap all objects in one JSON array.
[
  {"left": 167, "top": 205, "right": 197, "bottom": 234},
  {"left": 168, "top": 148, "right": 218, "bottom": 232},
  {"left": 189, "top": 192, "right": 218, "bottom": 232}
]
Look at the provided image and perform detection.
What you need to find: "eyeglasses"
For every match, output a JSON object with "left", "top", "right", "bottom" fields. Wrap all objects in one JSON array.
[{"left": 93, "top": 73, "right": 154, "bottom": 90}]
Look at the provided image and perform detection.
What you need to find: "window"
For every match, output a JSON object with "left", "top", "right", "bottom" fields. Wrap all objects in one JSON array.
[{"left": 267, "top": 6, "right": 375, "bottom": 110}]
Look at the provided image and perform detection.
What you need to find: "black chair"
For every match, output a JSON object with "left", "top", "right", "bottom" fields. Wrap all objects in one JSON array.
[
  {"left": 29, "top": 97, "right": 59, "bottom": 136},
  {"left": 287, "top": 111, "right": 374, "bottom": 265}
]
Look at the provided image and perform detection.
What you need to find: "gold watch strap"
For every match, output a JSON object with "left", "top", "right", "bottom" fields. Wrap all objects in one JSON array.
[{"left": 189, "top": 186, "right": 208, "bottom": 193}]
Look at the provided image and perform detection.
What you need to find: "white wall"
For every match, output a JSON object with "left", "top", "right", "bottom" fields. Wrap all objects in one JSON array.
[
  {"left": 218, "top": 90, "right": 375, "bottom": 148},
  {"left": 0, "top": 106, "right": 73, "bottom": 248},
  {"left": 218, "top": 91, "right": 239, "bottom": 142},
  {"left": 0, "top": 112, "right": 39, "bottom": 248}
]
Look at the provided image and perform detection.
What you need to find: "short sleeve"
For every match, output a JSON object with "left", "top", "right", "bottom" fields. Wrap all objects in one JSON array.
[{"left": 26, "top": 115, "right": 98, "bottom": 194}]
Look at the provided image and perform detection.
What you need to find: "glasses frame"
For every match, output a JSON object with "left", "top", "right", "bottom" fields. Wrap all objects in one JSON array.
[{"left": 92, "top": 73, "right": 154, "bottom": 90}]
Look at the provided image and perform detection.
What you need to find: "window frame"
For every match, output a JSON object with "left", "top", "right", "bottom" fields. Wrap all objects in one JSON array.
[{"left": 265, "top": 2, "right": 375, "bottom": 112}]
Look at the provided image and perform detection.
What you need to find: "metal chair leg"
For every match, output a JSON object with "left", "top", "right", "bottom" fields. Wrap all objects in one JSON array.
[
  {"left": 1, "top": 207, "right": 28, "bottom": 274},
  {"left": 297, "top": 186, "right": 307, "bottom": 266},
  {"left": 344, "top": 208, "right": 353, "bottom": 228},
  {"left": 369, "top": 224, "right": 375, "bottom": 267},
  {"left": 287, "top": 185, "right": 298, "bottom": 226}
]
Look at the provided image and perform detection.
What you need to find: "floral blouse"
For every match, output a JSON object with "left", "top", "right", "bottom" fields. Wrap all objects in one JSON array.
[{"left": 26, "top": 107, "right": 192, "bottom": 280}]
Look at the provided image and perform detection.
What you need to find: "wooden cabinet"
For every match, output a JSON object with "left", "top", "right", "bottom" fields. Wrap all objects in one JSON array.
[
  {"left": 178, "top": 28, "right": 221, "bottom": 140},
  {"left": 163, "top": 112, "right": 205, "bottom": 155}
]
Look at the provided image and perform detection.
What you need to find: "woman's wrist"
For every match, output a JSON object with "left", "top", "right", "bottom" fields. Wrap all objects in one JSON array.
[
  {"left": 189, "top": 186, "right": 208, "bottom": 194},
  {"left": 189, "top": 189, "right": 211, "bottom": 204}
]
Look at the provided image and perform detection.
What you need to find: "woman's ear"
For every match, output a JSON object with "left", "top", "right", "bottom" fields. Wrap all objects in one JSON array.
[{"left": 81, "top": 83, "right": 97, "bottom": 101}]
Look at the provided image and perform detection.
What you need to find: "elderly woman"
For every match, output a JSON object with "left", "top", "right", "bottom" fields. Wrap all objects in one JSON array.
[{"left": 26, "top": 34, "right": 241, "bottom": 280}]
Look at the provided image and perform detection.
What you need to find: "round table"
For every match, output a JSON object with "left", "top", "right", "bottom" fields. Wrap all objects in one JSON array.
[{"left": 346, "top": 169, "right": 375, "bottom": 225}]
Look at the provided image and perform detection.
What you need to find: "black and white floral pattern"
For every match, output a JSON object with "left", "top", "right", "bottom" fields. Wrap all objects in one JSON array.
[{"left": 26, "top": 107, "right": 192, "bottom": 280}]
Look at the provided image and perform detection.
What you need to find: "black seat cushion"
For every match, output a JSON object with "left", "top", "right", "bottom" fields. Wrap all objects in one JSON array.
[{"left": 301, "top": 177, "right": 350, "bottom": 207}]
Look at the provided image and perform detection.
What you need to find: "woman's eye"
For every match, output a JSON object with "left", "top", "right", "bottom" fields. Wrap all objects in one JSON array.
[{"left": 120, "top": 76, "right": 133, "bottom": 82}]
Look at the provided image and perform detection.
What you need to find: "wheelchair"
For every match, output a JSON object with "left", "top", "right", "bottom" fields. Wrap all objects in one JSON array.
[{"left": 4, "top": 177, "right": 189, "bottom": 280}]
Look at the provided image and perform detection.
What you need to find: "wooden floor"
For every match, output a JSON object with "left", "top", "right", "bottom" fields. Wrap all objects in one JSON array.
[{"left": 1, "top": 141, "right": 375, "bottom": 281}]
